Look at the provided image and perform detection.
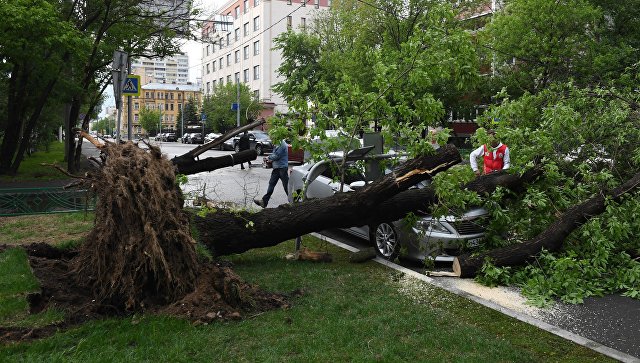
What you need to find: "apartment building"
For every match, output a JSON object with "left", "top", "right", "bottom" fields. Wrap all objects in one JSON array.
[
  {"left": 200, "top": 0, "right": 331, "bottom": 118},
  {"left": 131, "top": 54, "right": 190, "bottom": 85},
  {"left": 123, "top": 82, "right": 202, "bottom": 136}
]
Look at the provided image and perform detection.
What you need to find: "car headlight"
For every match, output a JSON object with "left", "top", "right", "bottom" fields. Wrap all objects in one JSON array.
[{"left": 414, "top": 219, "right": 452, "bottom": 235}]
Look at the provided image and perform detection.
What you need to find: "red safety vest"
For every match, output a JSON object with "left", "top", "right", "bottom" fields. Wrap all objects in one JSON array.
[{"left": 483, "top": 144, "right": 508, "bottom": 174}]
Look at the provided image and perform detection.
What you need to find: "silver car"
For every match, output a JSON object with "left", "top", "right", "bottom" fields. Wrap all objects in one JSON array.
[{"left": 288, "top": 150, "right": 488, "bottom": 262}]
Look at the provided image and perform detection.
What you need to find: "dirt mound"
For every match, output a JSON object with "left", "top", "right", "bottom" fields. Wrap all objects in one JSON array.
[{"left": 0, "top": 242, "right": 291, "bottom": 343}]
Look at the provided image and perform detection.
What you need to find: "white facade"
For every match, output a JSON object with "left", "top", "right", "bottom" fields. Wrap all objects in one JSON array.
[
  {"left": 200, "top": 0, "right": 330, "bottom": 116},
  {"left": 131, "top": 53, "right": 190, "bottom": 85}
]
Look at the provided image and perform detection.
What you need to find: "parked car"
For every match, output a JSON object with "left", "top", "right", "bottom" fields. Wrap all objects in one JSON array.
[
  {"left": 182, "top": 133, "right": 194, "bottom": 143},
  {"left": 192, "top": 133, "right": 205, "bottom": 144},
  {"left": 287, "top": 149, "right": 488, "bottom": 262},
  {"left": 204, "top": 133, "right": 222, "bottom": 143},
  {"left": 233, "top": 130, "right": 273, "bottom": 155},
  {"left": 156, "top": 133, "right": 165, "bottom": 141},
  {"left": 164, "top": 132, "right": 177, "bottom": 142}
]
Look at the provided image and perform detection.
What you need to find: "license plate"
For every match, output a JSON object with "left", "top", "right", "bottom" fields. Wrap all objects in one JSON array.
[{"left": 468, "top": 238, "right": 482, "bottom": 248}]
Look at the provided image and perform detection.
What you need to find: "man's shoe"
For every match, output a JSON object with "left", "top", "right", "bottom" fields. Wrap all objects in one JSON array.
[
  {"left": 253, "top": 198, "right": 265, "bottom": 208},
  {"left": 241, "top": 166, "right": 245, "bottom": 170}
]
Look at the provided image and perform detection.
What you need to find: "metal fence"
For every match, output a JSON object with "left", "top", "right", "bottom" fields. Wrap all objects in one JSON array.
[{"left": 0, "top": 187, "right": 95, "bottom": 217}]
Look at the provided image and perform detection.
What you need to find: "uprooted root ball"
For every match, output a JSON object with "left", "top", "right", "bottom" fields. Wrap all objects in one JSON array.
[{"left": 71, "top": 141, "right": 199, "bottom": 310}]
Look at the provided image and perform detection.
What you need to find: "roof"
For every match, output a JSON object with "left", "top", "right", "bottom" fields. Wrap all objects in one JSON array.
[{"left": 141, "top": 83, "right": 201, "bottom": 92}]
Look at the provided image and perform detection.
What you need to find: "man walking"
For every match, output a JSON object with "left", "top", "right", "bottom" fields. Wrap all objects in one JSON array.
[
  {"left": 238, "top": 132, "right": 251, "bottom": 170},
  {"left": 254, "top": 138, "right": 289, "bottom": 208}
]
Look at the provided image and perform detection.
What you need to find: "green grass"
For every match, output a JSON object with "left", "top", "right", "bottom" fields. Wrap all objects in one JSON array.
[
  {"left": 0, "top": 234, "right": 612, "bottom": 362},
  {"left": 0, "top": 212, "right": 94, "bottom": 245},
  {"left": 0, "top": 141, "right": 68, "bottom": 182}
]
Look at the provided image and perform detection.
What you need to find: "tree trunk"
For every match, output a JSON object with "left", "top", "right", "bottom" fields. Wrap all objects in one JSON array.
[
  {"left": 173, "top": 149, "right": 258, "bottom": 175},
  {"left": 194, "top": 155, "right": 544, "bottom": 257},
  {"left": 453, "top": 170, "right": 640, "bottom": 277}
]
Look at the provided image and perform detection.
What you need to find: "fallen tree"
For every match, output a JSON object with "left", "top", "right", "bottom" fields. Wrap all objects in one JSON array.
[
  {"left": 194, "top": 152, "right": 546, "bottom": 256},
  {"left": 453, "top": 170, "right": 640, "bottom": 278}
]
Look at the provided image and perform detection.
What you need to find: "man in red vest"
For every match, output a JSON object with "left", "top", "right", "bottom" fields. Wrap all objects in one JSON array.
[{"left": 469, "top": 129, "right": 510, "bottom": 176}]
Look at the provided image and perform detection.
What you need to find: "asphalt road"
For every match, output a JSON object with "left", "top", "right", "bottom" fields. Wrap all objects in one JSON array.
[{"left": 85, "top": 140, "right": 640, "bottom": 360}]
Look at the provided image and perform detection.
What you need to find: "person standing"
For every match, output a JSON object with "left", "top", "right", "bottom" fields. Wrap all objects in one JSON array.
[
  {"left": 254, "top": 139, "right": 289, "bottom": 208},
  {"left": 469, "top": 129, "right": 510, "bottom": 175},
  {"left": 238, "top": 132, "right": 252, "bottom": 170}
]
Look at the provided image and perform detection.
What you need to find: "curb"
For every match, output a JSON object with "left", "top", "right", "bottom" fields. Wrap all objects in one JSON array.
[{"left": 311, "top": 232, "right": 640, "bottom": 363}]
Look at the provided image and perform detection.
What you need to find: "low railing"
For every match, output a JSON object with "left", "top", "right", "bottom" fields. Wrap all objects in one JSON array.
[{"left": 0, "top": 187, "right": 95, "bottom": 216}]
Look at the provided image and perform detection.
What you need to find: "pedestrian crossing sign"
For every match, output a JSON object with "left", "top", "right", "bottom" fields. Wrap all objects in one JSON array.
[{"left": 122, "top": 75, "right": 141, "bottom": 96}]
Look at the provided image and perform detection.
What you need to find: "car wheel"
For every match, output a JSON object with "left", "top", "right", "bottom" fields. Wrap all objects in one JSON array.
[
  {"left": 234, "top": 144, "right": 240, "bottom": 153},
  {"left": 255, "top": 144, "right": 263, "bottom": 155},
  {"left": 370, "top": 222, "right": 400, "bottom": 260}
]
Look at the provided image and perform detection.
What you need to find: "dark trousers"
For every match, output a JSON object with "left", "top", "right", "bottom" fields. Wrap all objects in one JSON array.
[{"left": 262, "top": 167, "right": 289, "bottom": 207}]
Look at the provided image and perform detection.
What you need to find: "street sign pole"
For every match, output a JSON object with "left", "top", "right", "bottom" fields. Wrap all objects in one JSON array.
[
  {"left": 127, "top": 56, "right": 133, "bottom": 140},
  {"left": 111, "top": 50, "right": 128, "bottom": 143}
]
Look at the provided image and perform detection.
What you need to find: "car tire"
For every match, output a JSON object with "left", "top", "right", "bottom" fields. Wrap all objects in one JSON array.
[
  {"left": 234, "top": 144, "right": 240, "bottom": 153},
  {"left": 255, "top": 144, "right": 263, "bottom": 155},
  {"left": 370, "top": 222, "right": 400, "bottom": 260}
]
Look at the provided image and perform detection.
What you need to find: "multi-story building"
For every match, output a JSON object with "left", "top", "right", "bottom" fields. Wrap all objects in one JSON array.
[
  {"left": 122, "top": 82, "right": 202, "bottom": 136},
  {"left": 200, "top": 0, "right": 331, "bottom": 119},
  {"left": 131, "top": 54, "right": 190, "bottom": 85}
]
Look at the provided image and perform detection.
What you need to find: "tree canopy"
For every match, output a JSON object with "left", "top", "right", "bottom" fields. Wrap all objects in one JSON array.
[
  {"left": 272, "top": 0, "right": 640, "bottom": 304},
  {"left": 200, "top": 83, "right": 262, "bottom": 133}
]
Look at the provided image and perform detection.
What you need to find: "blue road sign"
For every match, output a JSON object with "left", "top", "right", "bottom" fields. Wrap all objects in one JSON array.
[
  {"left": 122, "top": 75, "right": 141, "bottom": 96},
  {"left": 231, "top": 103, "right": 239, "bottom": 111},
  {"left": 201, "top": 113, "right": 207, "bottom": 121}
]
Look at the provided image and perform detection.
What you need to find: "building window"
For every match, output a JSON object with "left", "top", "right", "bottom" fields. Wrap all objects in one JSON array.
[
  {"left": 243, "top": 46, "right": 249, "bottom": 60},
  {"left": 212, "top": 80, "right": 217, "bottom": 89},
  {"left": 301, "top": 0, "right": 305, "bottom": 6},
  {"left": 226, "top": 33, "right": 230, "bottom": 46},
  {"left": 170, "top": 103, "right": 174, "bottom": 111},
  {"left": 235, "top": 28, "right": 240, "bottom": 42},
  {"left": 235, "top": 72, "right": 240, "bottom": 83},
  {"left": 287, "top": 0, "right": 291, "bottom": 4},
  {"left": 227, "top": 75, "right": 232, "bottom": 83},
  {"left": 253, "top": 16, "right": 260, "bottom": 31},
  {"left": 253, "top": 89, "right": 259, "bottom": 100},
  {"left": 134, "top": 102, "right": 139, "bottom": 110},
  {"left": 244, "top": 0, "right": 248, "bottom": 12},
  {"left": 253, "top": 40, "right": 260, "bottom": 55},
  {"left": 301, "top": 17, "right": 306, "bottom": 31},
  {"left": 235, "top": 50, "right": 240, "bottom": 63},
  {"left": 206, "top": 63, "right": 210, "bottom": 74},
  {"left": 219, "top": 57, "right": 224, "bottom": 68},
  {"left": 244, "top": 22, "right": 249, "bottom": 36},
  {"left": 315, "top": 0, "right": 319, "bottom": 8},
  {"left": 206, "top": 45, "right": 210, "bottom": 56},
  {"left": 254, "top": 0, "right": 260, "bottom": 6},
  {"left": 219, "top": 77, "right": 223, "bottom": 85},
  {"left": 235, "top": 6, "right": 240, "bottom": 18},
  {"left": 287, "top": 16, "right": 292, "bottom": 28},
  {"left": 170, "top": 93, "right": 174, "bottom": 100},
  {"left": 213, "top": 60, "right": 217, "bottom": 72},
  {"left": 206, "top": 82, "right": 210, "bottom": 94},
  {"left": 178, "top": 93, "right": 182, "bottom": 100},
  {"left": 227, "top": 54, "right": 231, "bottom": 66},
  {"left": 253, "top": 65, "right": 260, "bottom": 80},
  {"left": 243, "top": 68, "right": 249, "bottom": 82}
]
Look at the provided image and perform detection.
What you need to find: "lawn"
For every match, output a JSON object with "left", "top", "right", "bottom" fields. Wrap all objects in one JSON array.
[
  {"left": 0, "top": 141, "right": 69, "bottom": 182},
  {"left": 0, "top": 213, "right": 612, "bottom": 362}
]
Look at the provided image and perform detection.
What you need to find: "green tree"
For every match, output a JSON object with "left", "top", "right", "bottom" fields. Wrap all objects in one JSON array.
[
  {"left": 200, "top": 83, "right": 262, "bottom": 133},
  {"left": 92, "top": 116, "right": 116, "bottom": 136},
  {"left": 138, "top": 107, "right": 163, "bottom": 136},
  {"left": 0, "top": 0, "right": 198, "bottom": 175},
  {"left": 272, "top": 0, "right": 479, "bottom": 160}
]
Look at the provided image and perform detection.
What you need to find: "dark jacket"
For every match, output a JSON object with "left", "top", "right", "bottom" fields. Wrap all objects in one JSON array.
[{"left": 238, "top": 133, "right": 250, "bottom": 151}]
